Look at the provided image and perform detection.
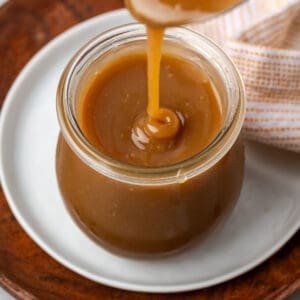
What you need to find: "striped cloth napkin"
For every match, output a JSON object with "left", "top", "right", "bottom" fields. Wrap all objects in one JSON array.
[{"left": 189, "top": 0, "right": 300, "bottom": 152}]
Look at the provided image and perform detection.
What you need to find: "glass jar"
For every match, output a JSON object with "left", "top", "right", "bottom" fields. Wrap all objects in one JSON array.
[{"left": 56, "top": 24, "right": 245, "bottom": 256}]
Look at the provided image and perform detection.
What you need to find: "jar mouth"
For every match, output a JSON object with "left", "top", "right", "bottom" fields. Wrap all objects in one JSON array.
[{"left": 57, "top": 23, "right": 245, "bottom": 185}]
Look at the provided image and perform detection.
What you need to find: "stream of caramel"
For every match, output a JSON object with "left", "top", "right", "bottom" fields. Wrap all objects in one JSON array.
[
  {"left": 146, "top": 27, "right": 164, "bottom": 118},
  {"left": 127, "top": 0, "right": 243, "bottom": 143}
]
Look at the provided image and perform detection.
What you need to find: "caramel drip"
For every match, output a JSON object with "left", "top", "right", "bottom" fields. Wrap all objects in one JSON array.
[
  {"left": 126, "top": 0, "right": 243, "bottom": 147},
  {"left": 146, "top": 27, "right": 164, "bottom": 119}
]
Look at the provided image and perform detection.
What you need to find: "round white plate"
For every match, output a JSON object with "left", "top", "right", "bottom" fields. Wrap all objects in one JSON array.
[{"left": 0, "top": 9, "right": 300, "bottom": 294}]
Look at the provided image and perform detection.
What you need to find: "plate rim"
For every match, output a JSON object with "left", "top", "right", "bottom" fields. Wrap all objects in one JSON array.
[{"left": 0, "top": 8, "right": 300, "bottom": 293}]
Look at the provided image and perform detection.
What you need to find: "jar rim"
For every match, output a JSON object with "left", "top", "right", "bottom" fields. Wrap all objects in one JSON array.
[{"left": 56, "top": 23, "right": 245, "bottom": 185}]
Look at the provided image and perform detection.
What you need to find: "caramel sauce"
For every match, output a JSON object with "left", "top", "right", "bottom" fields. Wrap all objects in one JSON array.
[
  {"left": 56, "top": 0, "right": 245, "bottom": 255},
  {"left": 79, "top": 53, "right": 222, "bottom": 166},
  {"left": 80, "top": 0, "right": 244, "bottom": 161},
  {"left": 146, "top": 27, "right": 164, "bottom": 118},
  {"left": 56, "top": 136, "right": 244, "bottom": 255},
  {"left": 123, "top": 0, "right": 243, "bottom": 155}
]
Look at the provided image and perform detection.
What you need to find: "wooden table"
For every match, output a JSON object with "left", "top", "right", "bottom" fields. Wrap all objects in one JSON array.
[{"left": 0, "top": 1, "right": 299, "bottom": 299}]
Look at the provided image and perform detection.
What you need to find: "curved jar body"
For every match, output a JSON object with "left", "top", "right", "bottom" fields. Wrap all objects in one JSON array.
[{"left": 56, "top": 25, "right": 246, "bottom": 256}]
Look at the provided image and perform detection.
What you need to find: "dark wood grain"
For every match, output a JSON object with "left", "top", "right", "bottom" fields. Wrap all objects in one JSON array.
[{"left": 0, "top": 1, "right": 299, "bottom": 299}]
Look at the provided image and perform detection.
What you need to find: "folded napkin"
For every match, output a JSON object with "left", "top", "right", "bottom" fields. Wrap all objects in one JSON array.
[{"left": 189, "top": 0, "right": 300, "bottom": 152}]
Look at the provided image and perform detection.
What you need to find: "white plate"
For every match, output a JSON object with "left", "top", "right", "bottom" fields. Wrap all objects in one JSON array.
[{"left": 0, "top": 9, "right": 300, "bottom": 294}]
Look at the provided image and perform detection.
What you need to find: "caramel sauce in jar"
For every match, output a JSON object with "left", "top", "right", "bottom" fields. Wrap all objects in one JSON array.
[
  {"left": 78, "top": 52, "right": 222, "bottom": 166},
  {"left": 56, "top": 25, "right": 245, "bottom": 256}
]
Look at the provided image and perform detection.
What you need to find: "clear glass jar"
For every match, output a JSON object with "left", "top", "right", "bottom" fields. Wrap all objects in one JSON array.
[{"left": 56, "top": 24, "right": 245, "bottom": 256}]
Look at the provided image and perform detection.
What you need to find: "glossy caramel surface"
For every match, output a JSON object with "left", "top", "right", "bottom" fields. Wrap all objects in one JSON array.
[{"left": 79, "top": 52, "right": 222, "bottom": 166}]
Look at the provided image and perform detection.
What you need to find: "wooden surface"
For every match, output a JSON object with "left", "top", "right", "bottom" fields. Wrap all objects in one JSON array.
[{"left": 0, "top": 0, "right": 299, "bottom": 299}]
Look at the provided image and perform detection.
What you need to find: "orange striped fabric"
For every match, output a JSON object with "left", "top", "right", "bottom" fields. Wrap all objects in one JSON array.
[{"left": 189, "top": 0, "right": 300, "bottom": 152}]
